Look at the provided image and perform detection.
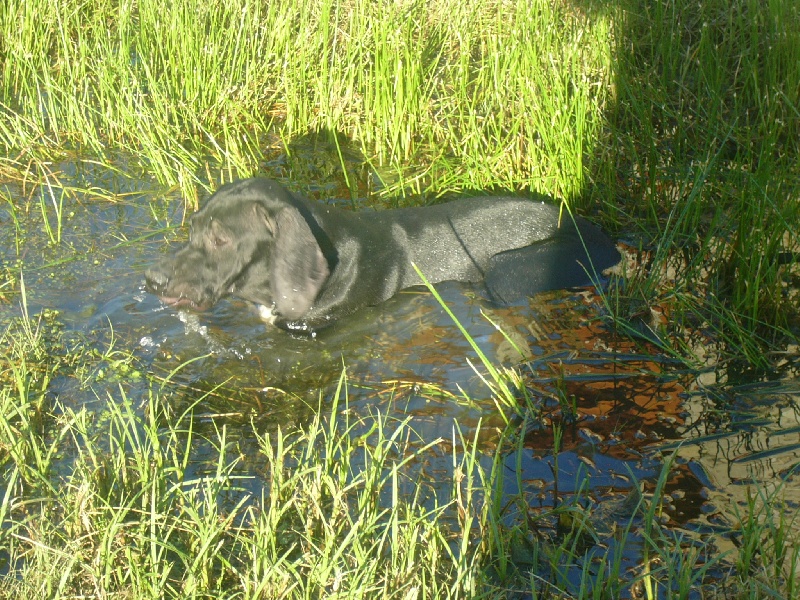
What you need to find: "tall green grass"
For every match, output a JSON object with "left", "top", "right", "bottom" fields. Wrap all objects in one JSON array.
[
  {"left": 0, "top": 356, "right": 798, "bottom": 600},
  {"left": 598, "top": 0, "right": 800, "bottom": 366},
  {"left": 0, "top": 0, "right": 612, "bottom": 203},
  {"left": 2, "top": 1, "right": 800, "bottom": 595},
  {"left": 2, "top": 310, "right": 799, "bottom": 598}
]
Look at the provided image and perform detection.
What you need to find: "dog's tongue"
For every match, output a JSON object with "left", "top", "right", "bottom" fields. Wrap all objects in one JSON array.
[{"left": 160, "top": 296, "right": 204, "bottom": 310}]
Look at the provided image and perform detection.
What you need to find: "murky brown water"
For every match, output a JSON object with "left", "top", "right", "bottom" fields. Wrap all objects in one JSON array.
[{"left": 2, "top": 158, "right": 799, "bottom": 592}]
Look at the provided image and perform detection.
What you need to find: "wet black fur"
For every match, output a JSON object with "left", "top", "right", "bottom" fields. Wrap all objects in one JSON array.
[{"left": 146, "top": 178, "right": 620, "bottom": 332}]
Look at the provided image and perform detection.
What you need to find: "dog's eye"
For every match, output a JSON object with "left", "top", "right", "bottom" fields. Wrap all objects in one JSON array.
[
  {"left": 209, "top": 233, "right": 229, "bottom": 248},
  {"left": 205, "top": 220, "right": 233, "bottom": 249}
]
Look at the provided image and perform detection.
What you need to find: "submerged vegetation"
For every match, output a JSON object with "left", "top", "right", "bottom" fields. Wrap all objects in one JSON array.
[{"left": 1, "top": 0, "right": 799, "bottom": 597}]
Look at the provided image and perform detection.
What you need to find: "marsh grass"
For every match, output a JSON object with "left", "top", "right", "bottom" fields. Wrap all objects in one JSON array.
[
  {"left": 415, "top": 264, "right": 528, "bottom": 420},
  {"left": 0, "top": 296, "right": 799, "bottom": 597},
  {"left": 2, "top": 0, "right": 800, "bottom": 596},
  {"left": 598, "top": 0, "right": 800, "bottom": 367},
  {"left": 0, "top": 323, "right": 499, "bottom": 597},
  {"left": 0, "top": 0, "right": 612, "bottom": 202}
]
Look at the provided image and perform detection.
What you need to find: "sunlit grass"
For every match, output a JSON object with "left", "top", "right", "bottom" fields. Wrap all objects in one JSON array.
[
  {"left": 0, "top": 0, "right": 611, "bottom": 203},
  {"left": 0, "top": 324, "right": 497, "bottom": 596},
  {"left": 0, "top": 289, "right": 799, "bottom": 597},
  {"left": 1, "top": 0, "right": 800, "bottom": 596}
]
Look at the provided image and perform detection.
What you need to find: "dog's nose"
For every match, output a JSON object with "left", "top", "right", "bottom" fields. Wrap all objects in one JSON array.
[{"left": 145, "top": 269, "right": 169, "bottom": 292}]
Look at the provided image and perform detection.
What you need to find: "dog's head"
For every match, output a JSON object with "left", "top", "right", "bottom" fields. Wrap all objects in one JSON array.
[{"left": 145, "top": 179, "right": 334, "bottom": 323}]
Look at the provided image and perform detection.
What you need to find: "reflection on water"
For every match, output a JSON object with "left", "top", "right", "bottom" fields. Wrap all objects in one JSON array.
[
  {"left": 670, "top": 379, "right": 800, "bottom": 508},
  {"left": 2, "top": 165, "right": 800, "bottom": 588}
]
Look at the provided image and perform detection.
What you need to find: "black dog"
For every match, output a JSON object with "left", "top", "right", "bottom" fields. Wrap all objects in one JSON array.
[{"left": 146, "top": 178, "right": 619, "bottom": 332}]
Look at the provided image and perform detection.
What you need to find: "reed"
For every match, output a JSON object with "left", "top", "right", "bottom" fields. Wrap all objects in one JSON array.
[
  {"left": 0, "top": 0, "right": 611, "bottom": 201},
  {"left": 1, "top": 303, "right": 798, "bottom": 597}
]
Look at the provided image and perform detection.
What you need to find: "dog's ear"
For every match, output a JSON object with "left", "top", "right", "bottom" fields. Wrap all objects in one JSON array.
[{"left": 269, "top": 206, "right": 330, "bottom": 320}]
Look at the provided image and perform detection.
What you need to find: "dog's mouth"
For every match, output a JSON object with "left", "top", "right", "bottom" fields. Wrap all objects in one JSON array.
[
  {"left": 157, "top": 295, "right": 210, "bottom": 311},
  {"left": 145, "top": 275, "right": 213, "bottom": 311}
]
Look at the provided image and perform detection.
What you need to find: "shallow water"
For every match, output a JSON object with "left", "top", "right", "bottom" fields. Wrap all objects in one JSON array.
[{"left": 2, "top": 162, "right": 799, "bottom": 591}]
